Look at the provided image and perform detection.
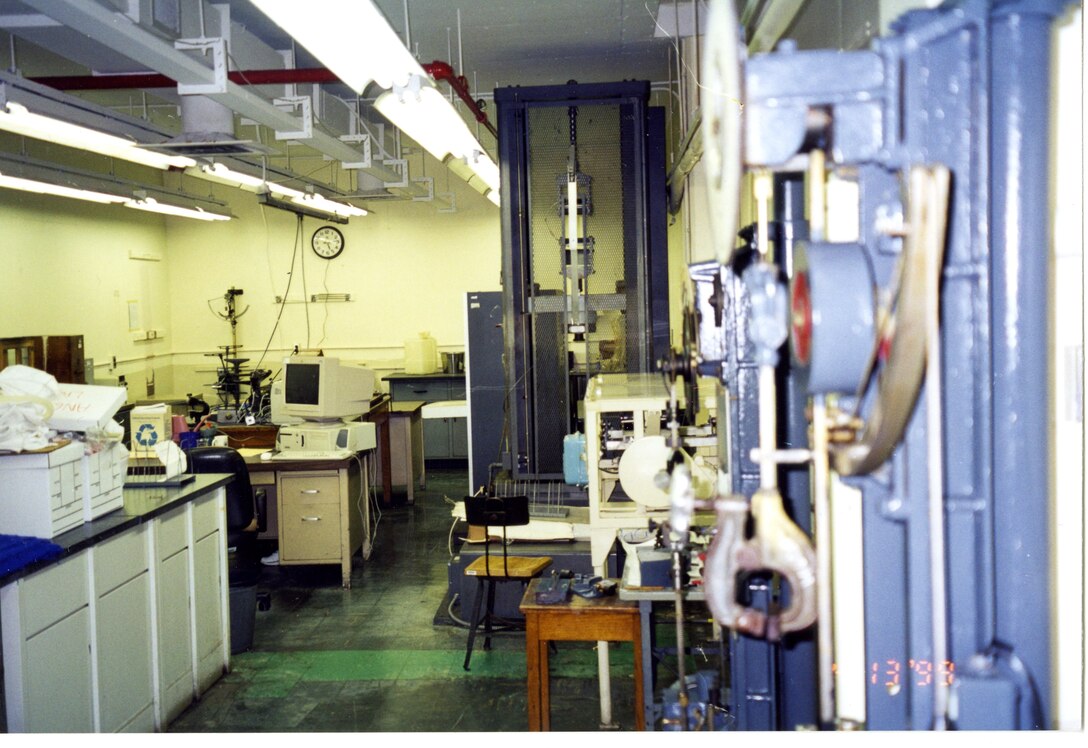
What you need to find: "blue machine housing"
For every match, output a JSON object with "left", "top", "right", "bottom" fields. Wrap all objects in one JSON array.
[{"left": 698, "top": 0, "right": 1073, "bottom": 730}]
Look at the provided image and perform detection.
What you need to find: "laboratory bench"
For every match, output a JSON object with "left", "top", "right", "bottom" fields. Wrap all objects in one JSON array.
[{"left": 1, "top": 474, "right": 234, "bottom": 733}]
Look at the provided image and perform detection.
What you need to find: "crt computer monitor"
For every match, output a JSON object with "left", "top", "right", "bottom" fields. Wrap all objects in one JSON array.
[{"left": 280, "top": 356, "right": 375, "bottom": 422}]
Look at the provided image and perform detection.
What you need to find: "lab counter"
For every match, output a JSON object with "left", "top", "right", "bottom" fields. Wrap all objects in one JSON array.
[
  {"left": 0, "top": 473, "right": 232, "bottom": 589},
  {"left": 1, "top": 474, "right": 234, "bottom": 732}
]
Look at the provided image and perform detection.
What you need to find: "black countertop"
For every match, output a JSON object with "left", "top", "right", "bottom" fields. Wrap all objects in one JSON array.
[
  {"left": 0, "top": 473, "right": 233, "bottom": 588},
  {"left": 382, "top": 372, "right": 464, "bottom": 380}
]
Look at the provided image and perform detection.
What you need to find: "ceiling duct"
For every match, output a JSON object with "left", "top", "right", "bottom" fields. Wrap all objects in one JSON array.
[{"left": 144, "top": 95, "right": 274, "bottom": 157}]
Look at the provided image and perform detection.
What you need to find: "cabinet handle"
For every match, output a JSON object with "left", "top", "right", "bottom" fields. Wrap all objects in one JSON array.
[
  {"left": 302, "top": 516, "right": 322, "bottom": 522},
  {"left": 301, "top": 489, "right": 321, "bottom": 494}
]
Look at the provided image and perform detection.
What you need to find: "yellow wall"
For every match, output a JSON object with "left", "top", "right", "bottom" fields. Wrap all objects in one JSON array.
[
  {"left": 0, "top": 162, "right": 501, "bottom": 402},
  {"left": 0, "top": 192, "right": 173, "bottom": 394}
]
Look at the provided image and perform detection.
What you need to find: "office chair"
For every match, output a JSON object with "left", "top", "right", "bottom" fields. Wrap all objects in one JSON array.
[
  {"left": 186, "top": 446, "right": 267, "bottom": 580},
  {"left": 462, "top": 494, "right": 551, "bottom": 671}
]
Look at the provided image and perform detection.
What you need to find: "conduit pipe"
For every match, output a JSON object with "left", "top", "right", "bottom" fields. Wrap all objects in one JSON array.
[{"left": 30, "top": 61, "right": 497, "bottom": 138}]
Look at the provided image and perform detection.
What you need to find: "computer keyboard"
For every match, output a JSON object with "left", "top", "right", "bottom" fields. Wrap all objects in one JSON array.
[{"left": 267, "top": 449, "right": 354, "bottom": 461}]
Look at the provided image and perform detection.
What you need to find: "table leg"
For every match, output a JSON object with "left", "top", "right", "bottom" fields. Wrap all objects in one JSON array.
[
  {"left": 598, "top": 641, "right": 614, "bottom": 728},
  {"left": 632, "top": 620, "right": 645, "bottom": 731},
  {"left": 379, "top": 418, "right": 393, "bottom": 507},
  {"left": 639, "top": 600, "right": 654, "bottom": 729},
  {"left": 525, "top": 612, "right": 543, "bottom": 731},
  {"left": 539, "top": 636, "right": 551, "bottom": 731}
]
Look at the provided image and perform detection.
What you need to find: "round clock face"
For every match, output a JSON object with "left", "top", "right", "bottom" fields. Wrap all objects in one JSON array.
[{"left": 312, "top": 226, "right": 345, "bottom": 259}]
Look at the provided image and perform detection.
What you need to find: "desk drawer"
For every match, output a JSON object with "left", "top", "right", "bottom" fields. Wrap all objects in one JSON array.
[
  {"left": 280, "top": 474, "right": 340, "bottom": 505},
  {"left": 391, "top": 380, "right": 449, "bottom": 402},
  {"left": 280, "top": 500, "right": 341, "bottom": 561}
]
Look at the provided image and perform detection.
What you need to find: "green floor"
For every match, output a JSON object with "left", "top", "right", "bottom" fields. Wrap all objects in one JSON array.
[{"left": 167, "top": 469, "right": 640, "bottom": 733}]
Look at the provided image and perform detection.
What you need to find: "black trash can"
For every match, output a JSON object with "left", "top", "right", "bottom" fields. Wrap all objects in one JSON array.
[{"left": 229, "top": 582, "right": 258, "bottom": 654}]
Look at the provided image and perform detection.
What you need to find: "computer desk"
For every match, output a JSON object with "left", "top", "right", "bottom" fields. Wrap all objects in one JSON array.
[{"left": 243, "top": 449, "right": 373, "bottom": 588}]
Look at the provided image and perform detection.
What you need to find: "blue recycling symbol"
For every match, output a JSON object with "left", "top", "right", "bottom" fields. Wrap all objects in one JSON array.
[{"left": 135, "top": 422, "right": 160, "bottom": 447}]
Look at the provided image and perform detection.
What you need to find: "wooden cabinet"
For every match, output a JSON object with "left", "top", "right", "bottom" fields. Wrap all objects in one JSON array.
[
  {"left": 0, "top": 335, "right": 84, "bottom": 383},
  {"left": 386, "top": 374, "right": 467, "bottom": 461}
]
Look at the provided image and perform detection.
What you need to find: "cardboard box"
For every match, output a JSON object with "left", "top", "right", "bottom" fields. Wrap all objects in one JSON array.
[
  {"left": 81, "top": 442, "right": 128, "bottom": 521},
  {"left": 0, "top": 441, "right": 85, "bottom": 538},
  {"left": 129, "top": 407, "right": 171, "bottom": 459}
]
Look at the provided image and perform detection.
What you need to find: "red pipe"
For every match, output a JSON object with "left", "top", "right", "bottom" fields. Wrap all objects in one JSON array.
[
  {"left": 422, "top": 61, "right": 496, "bottom": 138},
  {"left": 30, "top": 62, "right": 496, "bottom": 138}
]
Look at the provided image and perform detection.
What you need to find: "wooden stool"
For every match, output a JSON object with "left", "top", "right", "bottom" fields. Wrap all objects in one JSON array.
[{"left": 463, "top": 554, "right": 551, "bottom": 670}]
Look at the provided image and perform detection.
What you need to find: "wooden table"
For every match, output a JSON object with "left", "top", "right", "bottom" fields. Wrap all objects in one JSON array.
[
  {"left": 377, "top": 401, "right": 425, "bottom": 506},
  {"left": 519, "top": 578, "right": 644, "bottom": 731}
]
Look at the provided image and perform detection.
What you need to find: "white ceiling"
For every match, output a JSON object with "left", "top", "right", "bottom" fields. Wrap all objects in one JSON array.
[
  {"left": 0, "top": 0, "right": 705, "bottom": 201},
  {"left": 237, "top": 0, "right": 676, "bottom": 92},
  {"left": 0, "top": 0, "right": 680, "bottom": 94}
]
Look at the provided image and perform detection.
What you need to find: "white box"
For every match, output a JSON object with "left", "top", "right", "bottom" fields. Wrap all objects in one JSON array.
[
  {"left": 0, "top": 442, "right": 86, "bottom": 538},
  {"left": 48, "top": 384, "right": 127, "bottom": 433},
  {"left": 81, "top": 443, "right": 128, "bottom": 522}
]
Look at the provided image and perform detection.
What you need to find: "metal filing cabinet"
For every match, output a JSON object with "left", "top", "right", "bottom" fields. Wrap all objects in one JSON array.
[
  {"left": 279, "top": 473, "right": 343, "bottom": 562},
  {"left": 383, "top": 373, "right": 467, "bottom": 461}
]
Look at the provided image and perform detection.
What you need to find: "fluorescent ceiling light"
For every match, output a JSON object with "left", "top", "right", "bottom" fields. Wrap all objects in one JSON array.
[
  {"left": 195, "top": 162, "right": 269, "bottom": 191},
  {"left": 0, "top": 171, "right": 128, "bottom": 204},
  {"left": 375, "top": 82, "right": 481, "bottom": 161},
  {"left": 193, "top": 162, "right": 365, "bottom": 219},
  {"left": 250, "top": 0, "right": 425, "bottom": 92},
  {"left": 376, "top": 78, "right": 501, "bottom": 199},
  {"left": 466, "top": 152, "right": 500, "bottom": 194},
  {"left": 250, "top": 0, "right": 499, "bottom": 203},
  {"left": 486, "top": 189, "right": 501, "bottom": 207},
  {"left": 0, "top": 102, "right": 195, "bottom": 170},
  {"left": 290, "top": 193, "right": 367, "bottom": 218},
  {"left": 124, "top": 196, "right": 231, "bottom": 221}
]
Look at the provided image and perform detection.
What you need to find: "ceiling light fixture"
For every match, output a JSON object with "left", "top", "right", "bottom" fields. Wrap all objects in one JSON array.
[
  {"left": 375, "top": 79, "right": 480, "bottom": 161},
  {"left": 0, "top": 171, "right": 128, "bottom": 204},
  {"left": 250, "top": 0, "right": 500, "bottom": 206},
  {"left": 290, "top": 192, "right": 368, "bottom": 218},
  {"left": 0, "top": 102, "right": 196, "bottom": 170},
  {"left": 193, "top": 162, "right": 366, "bottom": 220},
  {"left": 124, "top": 196, "right": 231, "bottom": 221},
  {"left": 258, "top": 192, "right": 347, "bottom": 224},
  {"left": 249, "top": 0, "right": 426, "bottom": 92},
  {"left": 374, "top": 77, "right": 500, "bottom": 203}
]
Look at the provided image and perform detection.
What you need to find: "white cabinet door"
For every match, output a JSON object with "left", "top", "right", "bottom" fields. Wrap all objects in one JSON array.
[
  {"left": 156, "top": 548, "right": 194, "bottom": 724},
  {"left": 96, "top": 574, "right": 155, "bottom": 732},
  {"left": 22, "top": 608, "right": 94, "bottom": 733},
  {"left": 193, "top": 530, "right": 225, "bottom": 692},
  {"left": 1, "top": 551, "right": 94, "bottom": 733}
]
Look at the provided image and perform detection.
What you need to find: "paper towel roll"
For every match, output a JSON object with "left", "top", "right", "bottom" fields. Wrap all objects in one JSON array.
[{"left": 618, "top": 435, "right": 716, "bottom": 508}]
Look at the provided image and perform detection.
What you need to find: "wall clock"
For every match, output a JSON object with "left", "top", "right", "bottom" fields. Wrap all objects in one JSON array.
[{"left": 311, "top": 226, "right": 345, "bottom": 259}]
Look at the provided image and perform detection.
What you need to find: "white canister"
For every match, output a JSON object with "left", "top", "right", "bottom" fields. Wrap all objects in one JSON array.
[{"left": 404, "top": 332, "right": 439, "bottom": 374}]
